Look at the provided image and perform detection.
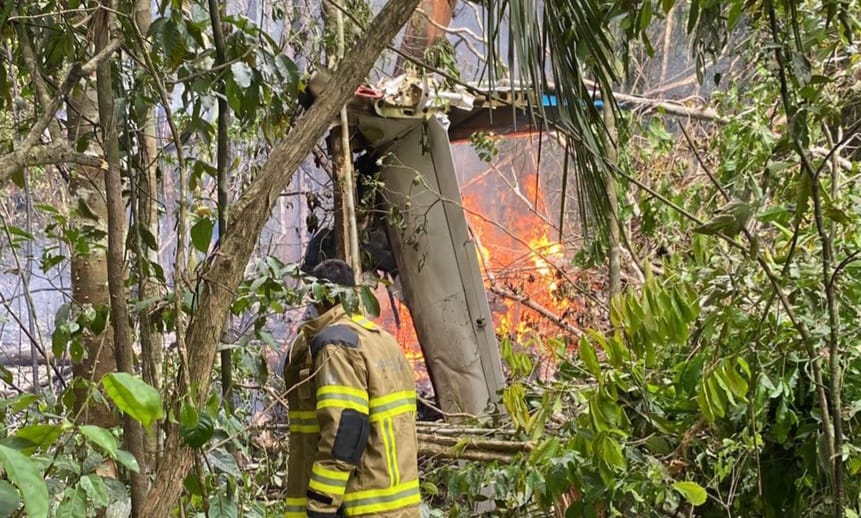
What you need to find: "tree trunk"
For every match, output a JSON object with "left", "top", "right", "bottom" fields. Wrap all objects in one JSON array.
[
  {"left": 141, "top": 1, "right": 421, "bottom": 515},
  {"left": 94, "top": 5, "right": 147, "bottom": 514},
  {"left": 68, "top": 85, "right": 118, "bottom": 429},
  {"left": 133, "top": 0, "right": 164, "bottom": 468}
]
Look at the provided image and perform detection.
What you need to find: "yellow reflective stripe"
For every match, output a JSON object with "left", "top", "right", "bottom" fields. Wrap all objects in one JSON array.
[
  {"left": 285, "top": 496, "right": 306, "bottom": 517},
  {"left": 289, "top": 423, "right": 320, "bottom": 433},
  {"left": 310, "top": 463, "right": 350, "bottom": 495},
  {"left": 312, "top": 463, "right": 351, "bottom": 482},
  {"left": 351, "top": 314, "right": 377, "bottom": 330},
  {"left": 369, "top": 390, "right": 416, "bottom": 409},
  {"left": 317, "top": 399, "right": 369, "bottom": 414},
  {"left": 309, "top": 474, "right": 349, "bottom": 496},
  {"left": 381, "top": 417, "right": 400, "bottom": 487},
  {"left": 317, "top": 385, "right": 370, "bottom": 413},
  {"left": 288, "top": 410, "right": 319, "bottom": 434},
  {"left": 380, "top": 418, "right": 394, "bottom": 486},
  {"left": 317, "top": 385, "right": 369, "bottom": 401},
  {"left": 343, "top": 479, "right": 421, "bottom": 516},
  {"left": 369, "top": 390, "right": 416, "bottom": 422},
  {"left": 369, "top": 403, "right": 415, "bottom": 423},
  {"left": 288, "top": 410, "right": 317, "bottom": 420}
]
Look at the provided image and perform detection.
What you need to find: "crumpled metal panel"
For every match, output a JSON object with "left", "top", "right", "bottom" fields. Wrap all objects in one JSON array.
[{"left": 377, "top": 116, "right": 505, "bottom": 414}]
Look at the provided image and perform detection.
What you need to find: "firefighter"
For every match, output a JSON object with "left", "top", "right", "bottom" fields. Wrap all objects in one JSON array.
[{"left": 283, "top": 259, "right": 421, "bottom": 518}]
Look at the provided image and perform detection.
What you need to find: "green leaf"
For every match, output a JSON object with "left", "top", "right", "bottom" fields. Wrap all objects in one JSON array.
[
  {"left": 0, "top": 393, "right": 38, "bottom": 413},
  {"left": 180, "top": 407, "right": 215, "bottom": 449},
  {"left": 672, "top": 481, "right": 708, "bottom": 506},
  {"left": 208, "top": 494, "right": 239, "bottom": 518},
  {"left": 10, "top": 169, "right": 24, "bottom": 189},
  {"left": 14, "top": 424, "right": 64, "bottom": 452},
  {"left": 578, "top": 337, "right": 601, "bottom": 377},
  {"left": 80, "top": 475, "right": 109, "bottom": 508},
  {"left": 595, "top": 432, "right": 626, "bottom": 470},
  {"left": 115, "top": 449, "right": 140, "bottom": 473},
  {"left": 3, "top": 225, "right": 33, "bottom": 241},
  {"left": 0, "top": 366, "right": 11, "bottom": 386},
  {"left": 79, "top": 425, "right": 118, "bottom": 458},
  {"left": 0, "top": 444, "right": 49, "bottom": 518},
  {"left": 101, "top": 373, "right": 165, "bottom": 428},
  {"left": 55, "top": 486, "right": 86, "bottom": 518},
  {"left": 183, "top": 473, "right": 204, "bottom": 496},
  {"left": 0, "top": 480, "right": 19, "bottom": 518},
  {"left": 206, "top": 449, "right": 241, "bottom": 477},
  {"left": 359, "top": 286, "right": 380, "bottom": 318},
  {"left": 190, "top": 217, "right": 214, "bottom": 253}
]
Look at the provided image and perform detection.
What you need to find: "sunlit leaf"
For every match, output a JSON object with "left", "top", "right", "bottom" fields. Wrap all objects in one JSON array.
[
  {"left": 115, "top": 449, "right": 140, "bottom": 473},
  {"left": 14, "top": 424, "right": 64, "bottom": 452},
  {"left": 672, "top": 481, "right": 708, "bottom": 506},
  {"left": 79, "top": 425, "right": 118, "bottom": 458},
  {"left": 101, "top": 373, "right": 164, "bottom": 428}
]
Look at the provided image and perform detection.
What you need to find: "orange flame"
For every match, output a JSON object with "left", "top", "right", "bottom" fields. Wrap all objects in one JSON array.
[{"left": 373, "top": 160, "right": 592, "bottom": 387}]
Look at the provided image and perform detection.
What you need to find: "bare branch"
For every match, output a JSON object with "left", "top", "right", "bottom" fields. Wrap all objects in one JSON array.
[{"left": 0, "top": 142, "right": 107, "bottom": 182}]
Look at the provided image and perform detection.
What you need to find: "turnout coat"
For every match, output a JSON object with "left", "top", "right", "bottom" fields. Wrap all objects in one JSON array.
[{"left": 283, "top": 305, "right": 421, "bottom": 518}]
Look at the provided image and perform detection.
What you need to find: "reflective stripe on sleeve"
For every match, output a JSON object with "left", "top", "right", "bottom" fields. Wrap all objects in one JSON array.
[
  {"left": 369, "top": 390, "right": 416, "bottom": 422},
  {"left": 288, "top": 410, "right": 319, "bottom": 434},
  {"left": 350, "top": 314, "right": 378, "bottom": 330},
  {"left": 316, "top": 385, "right": 370, "bottom": 414},
  {"left": 381, "top": 417, "right": 400, "bottom": 487},
  {"left": 343, "top": 479, "right": 421, "bottom": 516},
  {"left": 285, "top": 496, "right": 307, "bottom": 517},
  {"left": 309, "top": 463, "right": 351, "bottom": 496}
]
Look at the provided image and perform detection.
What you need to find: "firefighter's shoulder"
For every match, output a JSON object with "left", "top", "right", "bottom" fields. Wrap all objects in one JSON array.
[
  {"left": 310, "top": 325, "right": 359, "bottom": 357},
  {"left": 350, "top": 314, "right": 379, "bottom": 331}
]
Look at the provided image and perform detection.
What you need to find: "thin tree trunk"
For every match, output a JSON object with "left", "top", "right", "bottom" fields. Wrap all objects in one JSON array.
[
  {"left": 133, "top": 0, "right": 164, "bottom": 468},
  {"left": 94, "top": 6, "right": 147, "bottom": 514},
  {"left": 141, "top": 2, "right": 421, "bottom": 514},
  {"left": 68, "top": 85, "right": 118, "bottom": 429},
  {"left": 208, "top": 0, "right": 235, "bottom": 413}
]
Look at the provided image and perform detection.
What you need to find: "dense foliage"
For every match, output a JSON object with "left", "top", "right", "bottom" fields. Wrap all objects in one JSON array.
[
  {"left": 0, "top": 0, "right": 859, "bottom": 517},
  {"left": 421, "top": 1, "right": 861, "bottom": 516}
]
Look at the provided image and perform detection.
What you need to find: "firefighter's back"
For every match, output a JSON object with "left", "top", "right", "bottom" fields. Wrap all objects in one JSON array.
[{"left": 346, "top": 314, "right": 421, "bottom": 518}]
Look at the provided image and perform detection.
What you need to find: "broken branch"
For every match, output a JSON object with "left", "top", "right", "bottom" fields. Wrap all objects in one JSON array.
[{"left": 489, "top": 286, "right": 584, "bottom": 337}]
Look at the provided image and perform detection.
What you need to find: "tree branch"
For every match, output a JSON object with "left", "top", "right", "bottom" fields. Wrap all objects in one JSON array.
[
  {"left": 489, "top": 286, "right": 584, "bottom": 337},
  {"left": 21, "top": 37, "right": 122, "bottom": 150},
  {"left": 140, "top": 1, "right": 421, "bottom": 515},
  {"left": 0, "top": 142, "right": 107, "bottom": 182}
]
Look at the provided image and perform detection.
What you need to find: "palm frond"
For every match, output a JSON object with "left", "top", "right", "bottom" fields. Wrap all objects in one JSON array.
[{"left": 483, "top": 0, "right": 621, "bottom": 239}]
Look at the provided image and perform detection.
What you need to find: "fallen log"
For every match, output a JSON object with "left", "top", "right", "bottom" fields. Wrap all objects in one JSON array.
[
  {"left": 417, "top": 432, "right": 533, "bottom": 454},
  {"left": 418, "top": 441, "right": 515, "bottom": 463},
  {"left": 416, "top": 422, "right": 518, "bottom": 437}
]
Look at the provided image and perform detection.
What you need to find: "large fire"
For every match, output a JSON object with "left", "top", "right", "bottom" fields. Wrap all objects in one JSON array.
[
  {"left": 461, "top": 171, "right": 584, "bottom": 347},
  {"left": 374, "top": 152, "right": 592, "bottom": 386}
]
